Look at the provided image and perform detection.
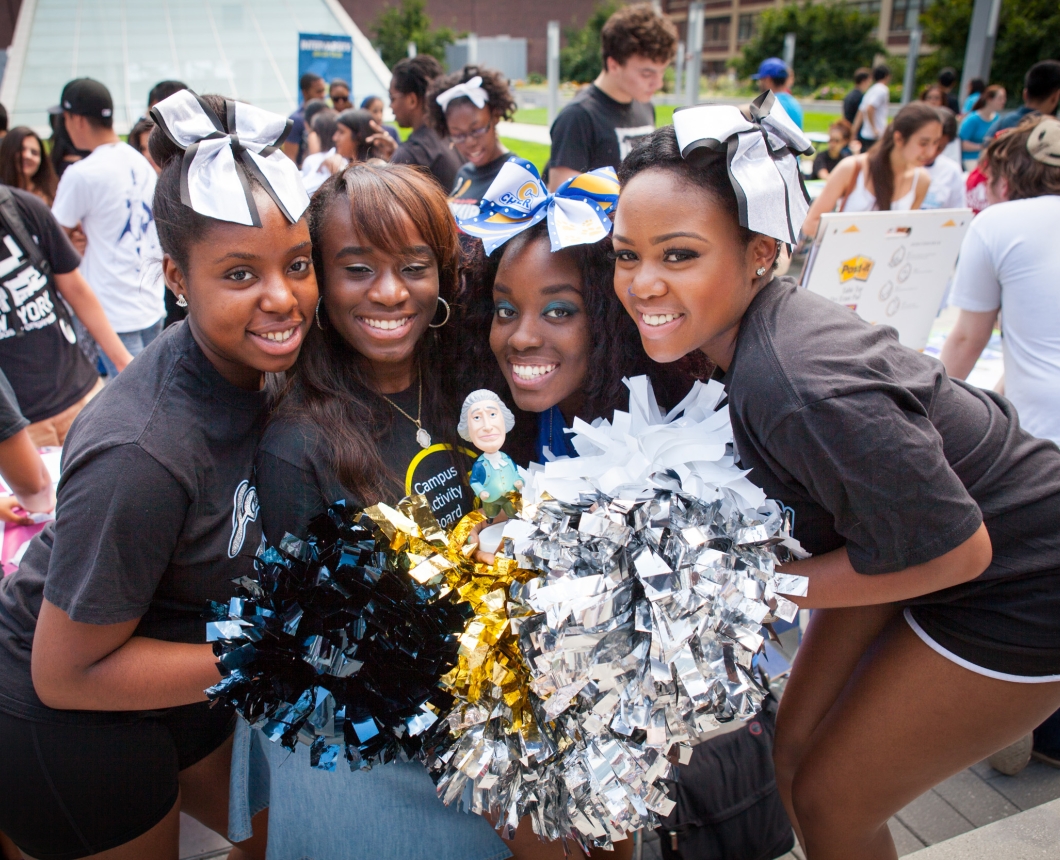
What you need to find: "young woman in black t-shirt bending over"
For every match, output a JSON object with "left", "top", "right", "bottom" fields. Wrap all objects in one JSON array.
[
  {"left": 0, "top": 91, "right": 316, "bottom": 859},
  {"left": 610, "top": 103, "right": 1060, "bottom": 859}
]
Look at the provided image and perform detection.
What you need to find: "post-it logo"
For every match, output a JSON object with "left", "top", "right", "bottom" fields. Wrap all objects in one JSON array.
[{"left": 839, "top": 255, "right": 874, "bottom": 283}]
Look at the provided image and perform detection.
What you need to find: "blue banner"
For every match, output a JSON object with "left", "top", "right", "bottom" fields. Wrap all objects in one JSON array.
[{"left": 297, "top": 33, "right": 353, "bottom": 104}]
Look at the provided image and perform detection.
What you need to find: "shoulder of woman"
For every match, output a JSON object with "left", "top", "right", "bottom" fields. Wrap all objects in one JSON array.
[{"left": 258, "top": 411, "right": 326, "bottom": 468}]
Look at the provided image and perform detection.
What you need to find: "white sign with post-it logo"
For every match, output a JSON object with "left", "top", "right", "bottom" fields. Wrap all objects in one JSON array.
[{"left": 801, "top": 209, "right": 971, "bottom": 351}]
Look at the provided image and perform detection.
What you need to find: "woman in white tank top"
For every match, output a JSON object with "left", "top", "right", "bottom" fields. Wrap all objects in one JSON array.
[{"left": 802, "top": 102, "right": 943, "bottom": 240}]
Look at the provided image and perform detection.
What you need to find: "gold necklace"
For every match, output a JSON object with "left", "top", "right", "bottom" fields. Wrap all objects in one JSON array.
[{"left": 380, "top": 376, "right": 431, "bottom": 449}]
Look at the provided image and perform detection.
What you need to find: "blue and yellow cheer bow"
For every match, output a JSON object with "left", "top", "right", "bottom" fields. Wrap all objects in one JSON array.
[{"left": 457, "top": 157, "right": 619, "bottom": 255}]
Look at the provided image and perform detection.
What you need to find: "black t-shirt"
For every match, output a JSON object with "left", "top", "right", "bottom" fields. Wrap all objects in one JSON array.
[
  {"left": 811, "top": 148, "right": 850, "bottom": 178},
  {"left": 724, "top": 278, "right": 1060, "bottom": 661},
  {"left": 256, "top": 384, "right": 476, "bottom": 544},
  {"left": 0, "top": 367, "right": 28, "bottom": 442},
  {"left": 392, "top": 125, "right": 464, "bottom": 191},
  {"left": 448, "top": 151, "right": 519, "bottom": 220},
  {"left": 0, "top": 322, "right": 268, "bottom": 721},
  {"left": 0, "top": 188, "right": 97, "bottom": 423},
  {"left": 549, "top": 85, "right": 655, "bottom": 173},
  {"left": 842, "top": 87, "right": 863, "bottom": 124}
]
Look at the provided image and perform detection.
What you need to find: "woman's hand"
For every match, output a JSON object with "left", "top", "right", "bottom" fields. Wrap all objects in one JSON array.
[
  {"left": 0, "top": 496, "right": 34, "bottom": 525},
  {"left": 366, "top": 121, "right": 397, "bottom": 160},
  {"left": 467, "top": 511, "right": 509, "bottom": 565}
]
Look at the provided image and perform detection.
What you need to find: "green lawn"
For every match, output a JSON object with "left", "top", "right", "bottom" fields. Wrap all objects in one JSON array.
[
  {"left": 500, "top": 137, "right": 550, "bottom": 172},
  {"left": 514, "top": 104, "right": 835, "bottom": 134}
]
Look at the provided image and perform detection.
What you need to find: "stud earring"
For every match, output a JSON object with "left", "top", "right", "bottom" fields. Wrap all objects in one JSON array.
[
  {"left": 176, "top": 294, "right": 188, "bottom": 307},
  {"left": 756, "top": 266, "right": 767, "bottom": 277}
]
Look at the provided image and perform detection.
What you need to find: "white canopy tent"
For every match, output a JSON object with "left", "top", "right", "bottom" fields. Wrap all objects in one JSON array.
[{"left": 0, "top": 0, "right": 391, "bottom": 135}]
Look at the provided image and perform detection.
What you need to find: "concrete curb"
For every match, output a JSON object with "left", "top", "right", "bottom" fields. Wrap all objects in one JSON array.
[{"left": 903, "top": 797, "right": 1060, "bottom": 859}]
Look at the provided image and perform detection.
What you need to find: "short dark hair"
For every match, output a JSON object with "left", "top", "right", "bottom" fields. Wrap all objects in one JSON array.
[
  {"left": 935, "top": 106, "right": 957, "bottom": 142},
  {"left": 968, "top": 77, "right": 987, "bottom": 96},
  {"left": 601, "top": 3, "right": 678, "bottom": 67},
  {"left": 84, "top": 114, "right": 113, "bottom": 131},
  {"left": 1025, "top": 59, "right": 1060, "bottom": 101},
  {"left": 147, "top": 80, "right": 187, "bottom": 108},
  {"left": 937, "top": 67, "right": 957, "bottom": 88},
  {"left": 127, "top": 116, "right": 155, "bottom": 154},
  {"left": 854, "top": 68, "right": 871, "bottom": 85},
  {"left": 391, "top": 56, "right": 444, "bottom": 101},
  {"left": 426, "top": 65, "right": 518, "bottom": 136},
  {"left": 873, "top": 65, "right": 891, "bottom": 82},
  {"left": 329, "top": 78, "right": 350, "bottom": 91},
  {"left": 0, "top": 103, "right": 8, "bottom": 133},
  {"left": 360, "top": 95, "right": 383, "bottom": 110},
  {"left": 300, "top": 72, "right": 324, "bottom": 94}
]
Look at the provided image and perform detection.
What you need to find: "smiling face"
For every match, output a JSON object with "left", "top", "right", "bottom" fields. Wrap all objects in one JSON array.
[
  {"left": 20, "top": 134, "right": 41, "bottom": 179},
  {"left": 445, "top": 101, "right": 502, "bottom": 167},
  {"left": 163, "top": 193, "right": 316, "bottom": 390},
  {"left": 317, "top": 195, "right": 439, "bottom": 392},
  {"left": 895, "top": 120, "right": 943, "bottom": 167},
  {"left": 467, "top": 400, "right": 507, "bottom": 453},
  {"left": 490, "top": 235, "right": 590, "bottom": 416},
  {"left": 612, "top": 169, "right": 776, "bottom": 370}
]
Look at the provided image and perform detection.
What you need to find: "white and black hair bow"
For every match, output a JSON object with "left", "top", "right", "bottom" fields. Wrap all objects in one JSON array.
[
  {"left": 673, "top": 91, "right": 814, "bottom": 245},
  {"left": 150, "top": 89, "right": 310, "bottom": 227},
  {"left": 435, "top": 75, "right": 490, "bottom": 112}
]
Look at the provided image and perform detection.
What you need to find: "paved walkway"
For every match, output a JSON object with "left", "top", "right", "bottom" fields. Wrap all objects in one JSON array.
[{"left": 497, "top": 120, "right": 552, "bottom": 144}]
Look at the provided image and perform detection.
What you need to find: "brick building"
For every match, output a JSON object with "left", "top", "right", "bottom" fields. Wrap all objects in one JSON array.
[
  {"left": 662, "top": 0, "right": 931, "bottom": 74},
  {"left": 337, "top": 0, "right": 602, "bottom": 75}
]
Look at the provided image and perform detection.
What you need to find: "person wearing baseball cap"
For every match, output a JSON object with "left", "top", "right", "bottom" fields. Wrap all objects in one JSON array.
[
  {"left": 50, "top": 78, "right": 165, "bottom": 377},
  {"left": 752, "top": 57, "right": 804, "bottom": 129}
]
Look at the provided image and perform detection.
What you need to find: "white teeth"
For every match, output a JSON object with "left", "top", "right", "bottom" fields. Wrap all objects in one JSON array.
[
  {"left": 362, "top": 317, "right": 410, "bottom": 331},
  {"left": 641, "top": 313, "right": 682, "bottom": 327},
  {"left": 262, "top": 328, "right": 295, "bottom": 342},
  {"left": 512, "top": 364, "right": 557, "bottom": 380}
]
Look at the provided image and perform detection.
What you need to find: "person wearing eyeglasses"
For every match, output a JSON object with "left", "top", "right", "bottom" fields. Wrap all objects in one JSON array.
[{"left": 425, "top": 65, "right": 519, "bottom": 220}]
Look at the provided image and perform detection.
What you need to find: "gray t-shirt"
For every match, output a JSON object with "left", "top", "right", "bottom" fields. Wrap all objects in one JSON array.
[
  {"left": 724, "top": 277, "right": 1060, "bottom": 667},
  {"left": 0, "top": 322, "right": 267, "bottom": 721}
]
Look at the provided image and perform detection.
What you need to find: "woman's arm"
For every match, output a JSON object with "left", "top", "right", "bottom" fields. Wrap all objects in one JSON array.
[
  {"left": 941, "top": 309, "right": 997, "bottom": 379},
  {"left": 780, "top": 523, "right": 992, "bottom": 609},
  {"left": 911, "top": 168, "right": 932, "bottom": 210},
  {"left": 32, "top": 598, "right": 220, "bottom": 710},
  {"left": 0, "top": 428, "right": 53, "bottom": 513},
  {"left": 53, "top": 270, "right": 133, "bottom": 371},
  {"left": 801, "top": 157, "right": 859, "bottom": 241}
]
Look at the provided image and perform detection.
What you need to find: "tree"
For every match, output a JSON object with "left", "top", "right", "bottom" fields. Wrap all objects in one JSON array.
[
  {"left": 371, "top": 0, "right": 457, "bottom": 69},
  {"left": 560, "top": 1, "right": 622, "bottom": 84},
  {"left": 735, "top": 1, "right": 884, "bottom": 91},
  {"left": 921, "top": 0, "right": 1060, "bottom": 107}
]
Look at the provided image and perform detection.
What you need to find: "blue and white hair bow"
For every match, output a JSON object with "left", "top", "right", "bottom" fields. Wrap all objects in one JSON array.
[
  {"left": 435, "top": 75, "right": 489, "bottom": 112},
  {"left": 150, "top": 89, "right": 310, "bottom": 227},
  {"left": 673, "top": 91, "right": 814, "bottom": 245},
  {"left": 457, "top": 157, "right": 619, "bottom": 255}
]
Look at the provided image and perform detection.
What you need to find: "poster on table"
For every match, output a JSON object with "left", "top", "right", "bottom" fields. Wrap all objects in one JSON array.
[
  {"left": 800, "top": 209, "right": 971, "bottom": 351},
  {"left": 297, "top": 33, "right": 353, "bottom": 102}
]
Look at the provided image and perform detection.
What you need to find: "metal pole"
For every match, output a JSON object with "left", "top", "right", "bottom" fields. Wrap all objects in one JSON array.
[
  {"left": 547, "top": 20, "right": 560, "bottom": 125},
  {"left": 959, "top": 0, "right": 1002, "bottom": 102},
  {"left": 406, "top": 41, "right": 417, "bottom": 59},
  {"left": 674, "top": 40, "right": 684, "bottom": 101},
  {"left": 900, "top": 8, "right": 920, "bottom": 106},
  {"left": 782, "top": 32, "right": 796, "bottom": 69},
  {"left": 467, "top": 32, "right": 478, "bottom": 65},
  {"left": 685, "top": 2, "right": 704, "bottom": 107}
]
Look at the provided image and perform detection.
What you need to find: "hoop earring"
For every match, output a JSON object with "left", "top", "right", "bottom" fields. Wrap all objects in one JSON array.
[
  {"left": 314, "top": 297, "right": 326, "bottom": 331},
  {"left": 429, "top": 297, "right": 450, "bottom": 329},
  {"left": 176, "top": 294, "right": 188, "bottom": 308}
]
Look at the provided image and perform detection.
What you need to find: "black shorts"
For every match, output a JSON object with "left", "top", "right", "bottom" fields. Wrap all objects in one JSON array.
[{"left": 0, "top": 701, "right": 234, "bottom": 860}]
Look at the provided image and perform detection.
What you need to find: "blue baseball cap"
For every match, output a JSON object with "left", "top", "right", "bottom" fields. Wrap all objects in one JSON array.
[{"left": 752, "top": 58, "right": 789, "bottom": 81}]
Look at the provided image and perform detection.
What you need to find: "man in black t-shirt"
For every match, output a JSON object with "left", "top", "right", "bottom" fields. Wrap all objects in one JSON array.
[
  {"left": 842, "top": 68, "right": 871, "bottom": 125},
  {"left": 0, "top": 188, "right": 131, "bottom": 446},
  {"left": 548, "top": 4, "right": 677, "bottom": 191},
  {"left": 369, "top": 56, "right": 463, "bottom": 190}
]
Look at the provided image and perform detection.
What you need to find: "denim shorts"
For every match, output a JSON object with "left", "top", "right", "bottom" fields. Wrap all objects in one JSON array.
[{"left": 229, "top": 718, "right": 510, "bottom": 860}]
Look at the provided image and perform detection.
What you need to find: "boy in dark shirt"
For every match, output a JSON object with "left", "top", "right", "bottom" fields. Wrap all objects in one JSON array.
[{"left": 547, "top": 3, "right": 677, "bottom": 191}]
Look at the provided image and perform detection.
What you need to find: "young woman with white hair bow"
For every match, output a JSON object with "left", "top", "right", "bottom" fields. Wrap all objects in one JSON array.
[{"left": 611, "top": 92, "right": 1060, "bottom": 860}]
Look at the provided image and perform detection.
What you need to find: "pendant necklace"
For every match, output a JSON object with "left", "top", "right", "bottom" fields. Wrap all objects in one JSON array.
[{"left": 381, "top": 375, "right": 432, "bottom": 449}]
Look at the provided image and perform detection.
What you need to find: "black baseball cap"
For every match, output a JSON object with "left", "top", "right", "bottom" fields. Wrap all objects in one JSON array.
[{"left": 48, "top": 78, "right": 113, "bottom": 119}]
